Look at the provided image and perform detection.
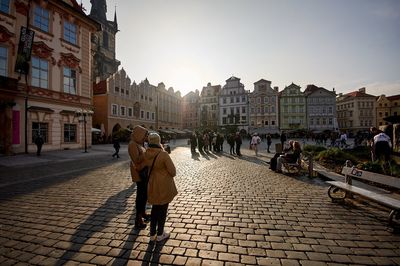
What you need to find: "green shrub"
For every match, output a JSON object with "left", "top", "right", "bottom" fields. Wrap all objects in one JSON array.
[
  {"left": 315, "top": 148, "right": 358, "bottom": 165},
  {"left": 302, "top": 145, "right": 327, "bottom": 158}
]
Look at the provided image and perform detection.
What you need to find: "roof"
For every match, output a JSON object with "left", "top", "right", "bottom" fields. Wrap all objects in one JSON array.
[
  {"left": 387, "top": 94, "right": 400, "bottom": 101},
  {"left": 254, "top": 79, "right": 271, "bottom": 84},
  {"left": 346, "top": 91, "right": 375, "bottom": 98},
  {"left": 226, "top": 76, "right": 240, "bottom": 82}
]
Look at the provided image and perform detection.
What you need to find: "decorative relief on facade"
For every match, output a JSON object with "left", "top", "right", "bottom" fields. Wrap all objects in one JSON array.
[
  {"left": 15, "top": 0, "right": 29, "bottom": 16},
  {"left": 35, "top": 32, "right": 53, "bottom": 42},
  {"left": 60, "top": 41, "right": 80, "bottom": 53},
  {"left": 60, "top": 92, "right": 80, "bottom": 103},
  {"left": 0, "top": 25, "right": 15, "bottom": 53},
  {"left": 0, "top": 15, "right": 14, "bottom": 27},
  {"left": 32, "top": 41, "right": 56, "bottom": 65},
  {"left": 58, "top": 52, "right": 82, "bottom": 73},
  {"left": 29, "top": 86, "right": 54, "bottom": 98}
]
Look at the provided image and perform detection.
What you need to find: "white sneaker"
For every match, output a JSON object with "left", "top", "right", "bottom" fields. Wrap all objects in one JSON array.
[
  {"left": 149, "top": 234, "right": 157, "bottom": 242},
  {"left": 157, "top": 232, "right": 170, "bottom": 242}
]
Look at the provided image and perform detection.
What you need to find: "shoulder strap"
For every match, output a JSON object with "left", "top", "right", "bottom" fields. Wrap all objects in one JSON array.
[{"left": 148, "top": 151, "right": 161, "bottom": 178}]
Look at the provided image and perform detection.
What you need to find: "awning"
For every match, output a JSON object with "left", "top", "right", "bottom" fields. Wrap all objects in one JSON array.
[
  {"left": 159, "top": 129, "right": 175, "bottom": 134},
  {"left": 91, "top": 128, "right": 101, "bottom": 133},
  {"left": 28, "top": 106, "right": 54, "bottom": 113}
]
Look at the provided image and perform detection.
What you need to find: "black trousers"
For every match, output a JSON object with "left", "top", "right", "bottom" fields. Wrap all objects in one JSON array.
[
  {"left": 374, "top": 141, "right": 391, "bottom": 162},
  {"left": 135, "top": 167, "right": 148, "bottom": 221},
  {"left": 150, "top": 203, "right": 169, "bottom": 236},
  {"left": 236, "top": 144, "right": 241, "bottom": 156},
  {"left": 112, "top": 147, "right": 120, "bottom": 157}
]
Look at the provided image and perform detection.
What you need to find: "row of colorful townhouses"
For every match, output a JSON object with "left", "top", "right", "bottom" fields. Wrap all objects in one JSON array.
[{"left": 1, "top": 0, "right": 399, "bottom": 156}]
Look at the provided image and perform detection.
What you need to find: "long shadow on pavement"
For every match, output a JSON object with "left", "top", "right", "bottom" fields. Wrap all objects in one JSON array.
[{"left": 55, "top": 186, "right": 136, "bottom": 265}]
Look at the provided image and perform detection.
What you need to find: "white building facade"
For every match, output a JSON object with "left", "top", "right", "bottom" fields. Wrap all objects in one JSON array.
[{"left": 218, "top": 76, "right": 249, "bottom": 133}]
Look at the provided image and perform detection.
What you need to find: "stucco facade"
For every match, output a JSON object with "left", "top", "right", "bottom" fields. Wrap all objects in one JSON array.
[
  {"left": 248, "top": 79, "right": 279, "bottom": 134},
  {"left": 218, "top": 77, "right": 249, "bottom": 132},
  {"left": 336, "top": 87, "right": 376, "bottom": 135},
  {"left": 182, "top": 90, "right": 200, "bottom": 130},
  {"left": 200, "top": 82, "right": 220, "bottom": 130},
  {"left": 305, "top": 85, "right": 337, "bottom": 132},
  {"left": 0, "top": 0, "right": 99, "bottom": 155},
  {"left": 279, "top": 83, "right": 307, "bottom": 131}
]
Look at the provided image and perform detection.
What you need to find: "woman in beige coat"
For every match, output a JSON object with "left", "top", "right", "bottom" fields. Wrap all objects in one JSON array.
[
  {"left": 128, "top": 125, "right": 149, "bottom": 229},
  {"left": 144, "top": 133, "right": 177, "bottom": 242}
]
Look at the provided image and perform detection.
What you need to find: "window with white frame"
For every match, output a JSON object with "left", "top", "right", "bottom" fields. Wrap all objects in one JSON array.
[
  {"left": 64, "top": 124, "right": 76, "bottom": 143},
  {"left": 112, "top": 104, "right": 118, "bottom": 115},
  {"left": 0, "top": 46, "right": 7, "bottom": 76},
  {"left": 223, "top": 108, "right": 226, "bottom": 115},
  {"left": 128, "top": 107, "right": 133, "bottom": 117},
  {"left": 146, "top": 111, "right": 149, "bottom": 120},
  {"left": 242, "top": 107, "right": 245, "bottom": 113},
  {"left": 0, "top": 0, "right": 9, "bottom": 13},
  {"left": 63, "top": 67, "right": 76, "bottom": 94},
  {"left": 120, "top": 106, "right": 125, "bottom": 116},
  {"left": 32, "top": 57, "right": 48, "bottom": 88},
  {"left": 34, "top": 6, "right": 49, "bottom": 32},
  {"left": 140, "top": 110, "right": 144, "bottom": 119},
  {"left": 64, "top": 21, "right": 77, "bottom": 45},
  {"left": 152, "top": 112, "right": 155, "bottom": 120}
]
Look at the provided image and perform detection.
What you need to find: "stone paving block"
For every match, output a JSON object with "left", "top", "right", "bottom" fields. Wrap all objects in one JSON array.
[
  {"left": 218, "top": 252, "right": 240, "bottom": 262},
  {"left": 257, "top": 257, "right": 281, "bottom": 266},
  {"left": 198, "top": 250, "right": 218, "bottom": 260},
  {"left": 306, "top": 251, "right": 332, "bottom": 262}
]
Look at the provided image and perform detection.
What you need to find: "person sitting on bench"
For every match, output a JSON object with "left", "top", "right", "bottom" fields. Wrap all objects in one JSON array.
[{"left": 276, "top": 141, "right": 302, "bottom": 173}]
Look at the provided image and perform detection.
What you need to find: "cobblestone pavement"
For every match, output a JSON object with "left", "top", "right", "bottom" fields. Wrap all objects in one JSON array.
[{"left": 0, "top": 145, "right": 400, "bottom": 265}]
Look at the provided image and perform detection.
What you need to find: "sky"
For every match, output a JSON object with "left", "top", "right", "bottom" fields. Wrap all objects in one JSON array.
[{"left": 81, "top": 0, "right": 400, "bottom": 97}]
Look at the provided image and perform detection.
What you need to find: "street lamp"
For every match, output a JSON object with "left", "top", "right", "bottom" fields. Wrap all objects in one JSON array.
[{"left": 75, "top": 109, "right": 93, "bottom": 153}]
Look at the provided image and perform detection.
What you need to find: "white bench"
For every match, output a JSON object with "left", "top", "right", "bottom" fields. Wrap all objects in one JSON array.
[{"left": 327, "top": 165, "right": 400, "bottom": 225}]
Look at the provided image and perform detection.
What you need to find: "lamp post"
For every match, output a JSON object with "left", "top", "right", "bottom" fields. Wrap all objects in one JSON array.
[{"left": 75, "top": 109, "right": 93, "bottom": 153}]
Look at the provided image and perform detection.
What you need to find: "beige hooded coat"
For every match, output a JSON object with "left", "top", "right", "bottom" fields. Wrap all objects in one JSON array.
[
  {"left": 144, "top": 146, "right": 177, "bottom": 205},
  {"left": 128, "top": 126, "right": 148, "bottom": 182}
]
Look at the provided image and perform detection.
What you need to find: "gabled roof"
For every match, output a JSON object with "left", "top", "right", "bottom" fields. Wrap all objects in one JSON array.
[
  {"left": 226, "top": 76, "right": 240, "bottom": 82},
  {"left": 304, "top": 84, "right": 336, "bottom": 96},
  {"left": 254, "top": 79, "right": 271, "bottom": 84},
  {"left": 346, "top": 91, "right": 375, "bottom": 97},
  {"left": 387, "top": 94, "right": 400, "bottom": 101}
]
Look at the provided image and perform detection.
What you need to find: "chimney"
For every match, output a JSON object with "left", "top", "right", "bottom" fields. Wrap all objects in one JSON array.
[
  {"left": 358, "top": 87, "right": 366, "bottom": 93},
  {"left": 274, "top": 86, "right": 279, "bottom": 92}
]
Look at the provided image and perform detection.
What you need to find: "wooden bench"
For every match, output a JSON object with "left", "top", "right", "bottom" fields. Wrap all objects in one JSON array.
[
  {"left": 327, "top": 164, "right": 400, "bottom": 225},
  {"left": 282, "top": 155, "right": 304, "bottom": 174}
]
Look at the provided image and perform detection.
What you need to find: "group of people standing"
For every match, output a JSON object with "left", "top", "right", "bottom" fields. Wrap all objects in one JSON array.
[
  {"left": 190, "top": 131, "right": 225, "bottom": 154},
  {"left": 128, "top": 126, "right": 177, "bottom": 242}
]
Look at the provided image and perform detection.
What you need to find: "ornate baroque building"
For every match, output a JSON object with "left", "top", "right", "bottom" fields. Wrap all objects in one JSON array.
[
  {"left": 89, "top": 0, "right": 120, "bottom": 82},
  {"left": 279, "top": 83, "right": 307, "bottom": 131},
  {"left": 0, "top": 0, "right": 99, "bottom": 155},
  {"left": 218, "top": 77, "right": 249, "bottom": 132},
  {"left": 182, "top": 90, "right": 200, "bottom": 130},
  {"left": 156, "top": 82, "right": 182, "bottom": 130},
  {"left": 304, "top": 84, "right": 337, "bottom": 132},
  {"left": 200, "top": 82, "right": 220, "bottom": 130},
  {"left": 336, "top": 87, "right": 376, "bottom": 135},
  {"left": 248, "top": 79, "right": 279, "bottom": 134},
  {"left": 376, "top": 94, "right": 400, "bottom": 127}
]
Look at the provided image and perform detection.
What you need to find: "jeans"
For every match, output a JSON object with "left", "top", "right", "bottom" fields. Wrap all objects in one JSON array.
[{"left": 150, "top": 203, "right": 169, "bottom": 236}]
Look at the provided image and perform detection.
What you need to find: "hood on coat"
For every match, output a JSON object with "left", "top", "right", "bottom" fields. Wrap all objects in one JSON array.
[{"left": 131, "top": 125, "right": 148, "bottom": 144}]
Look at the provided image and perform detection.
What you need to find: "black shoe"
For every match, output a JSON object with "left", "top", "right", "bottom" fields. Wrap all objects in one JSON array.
[{"left": 134, "top": 223, "right": 147, "bottom": 230}]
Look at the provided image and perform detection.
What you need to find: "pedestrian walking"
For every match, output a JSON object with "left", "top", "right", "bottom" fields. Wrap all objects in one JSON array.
[
  {"left": 370, "top": 127, "right": 392, "bottom": 162},
  {"left": 128, "top": 126, "right": 150, "bottom": 230},
  {"left": 250, "top": 133, "right": 261, "bottom": 156},
  {"left": 235, "top": 132, "right": 242, "bottom": 156},
  {"left": 112, "top": 137, "right": 120, "bottom": 158},
  {"left": 144, "top": 133, "right": 177, "bottom": 242},
  {"left": 34, "top": 134, "right": 44, "bottom": 156},
  {"left": 280, "top": 131, "right": 287, "bottom": 149},
  {"left": 227, "top": 133, "right": 235, "bottom": 155},
  {"left": 266, "top": 133, "right": 272, "bottom": 153}
]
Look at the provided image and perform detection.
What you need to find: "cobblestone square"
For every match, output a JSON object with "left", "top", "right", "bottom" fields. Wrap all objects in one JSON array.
[{"left": 0, "top": 144, "right": 399, "bottom": 265}]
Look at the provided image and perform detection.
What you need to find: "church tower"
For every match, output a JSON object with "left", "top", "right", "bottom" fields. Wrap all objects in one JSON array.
[{"left": 90, "top": 0, "right": 120, "bottom": 82}]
